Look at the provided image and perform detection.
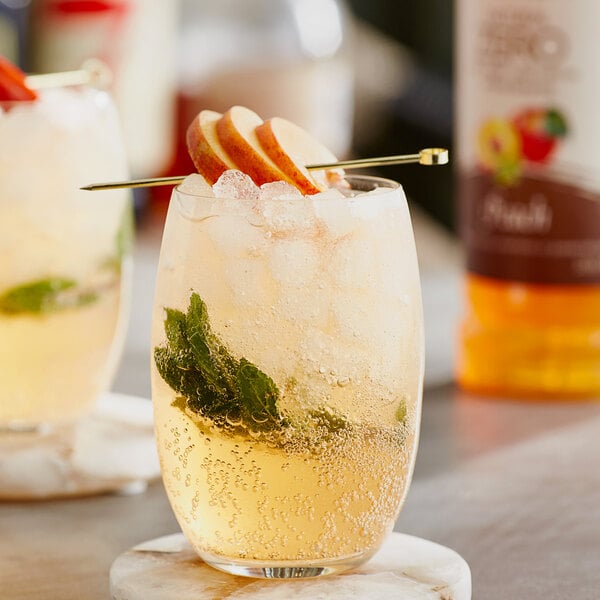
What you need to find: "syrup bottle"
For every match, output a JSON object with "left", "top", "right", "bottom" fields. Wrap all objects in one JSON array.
[{"left": 456, "top": 0, "right": 600, "bottom": 398}]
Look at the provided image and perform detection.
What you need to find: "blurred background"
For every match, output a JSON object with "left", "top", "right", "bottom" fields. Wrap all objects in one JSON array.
[
  {"left": 1, "top": 0, "right": 459, "bottom": 393},
  {"left": 347, "top": 0, "right": 453, "bottom": 229},
  {"left": 0, "top": 0, "right": 454, "bottom": 229}
]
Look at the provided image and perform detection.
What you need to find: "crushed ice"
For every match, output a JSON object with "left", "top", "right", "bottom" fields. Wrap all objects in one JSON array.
[
  {"left": 178, "top": 173, "right": 215, "bottom": 197},
  {"left": 213, "top": 170, "right": 260, "bottom": 200},
  {"left": 259, "top": 180, "right": 302, "bottom": 201},
  {"left": 177, "top": 174, "right": 216, "bottom": 221}
]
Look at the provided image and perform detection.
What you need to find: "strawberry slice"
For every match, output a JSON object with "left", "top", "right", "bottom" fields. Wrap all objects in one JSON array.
[{"left": 0, "top": 56, "right": 38, "bottom": 102}]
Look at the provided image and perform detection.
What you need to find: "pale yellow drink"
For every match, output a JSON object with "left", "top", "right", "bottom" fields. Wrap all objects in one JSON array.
[
  {"left": 0, "top": 88, "right": 132, "bottom": 429},
  {"left": 152, "top": 175, "right": 424, "bottom": 577}
]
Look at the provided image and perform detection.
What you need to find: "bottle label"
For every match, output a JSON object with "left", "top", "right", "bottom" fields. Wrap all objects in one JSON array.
[{"left": 457, "top": 0, "right": 600, "bottom": 284}]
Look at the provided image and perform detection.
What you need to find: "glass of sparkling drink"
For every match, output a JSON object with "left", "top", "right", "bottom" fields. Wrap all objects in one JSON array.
[
  {"left": 151, "top": 171, "right": 424, "bottom": 578},
  {"left": 0, "top": 86, "right": 132, "bottom": 431}
]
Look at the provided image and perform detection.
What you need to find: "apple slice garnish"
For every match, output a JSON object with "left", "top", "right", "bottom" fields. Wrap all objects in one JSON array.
[
  {"left": 216, "top": 106, "right": 292, "bottom": 186},
  {"left": 0, "top": 56, "right": 38, "bottom": 102},
  {"left": 186, "top": 110, "right": 238, "bottom": 184},
  {"left": 255, "top": 117, "right": 340, "bottom": 195}
]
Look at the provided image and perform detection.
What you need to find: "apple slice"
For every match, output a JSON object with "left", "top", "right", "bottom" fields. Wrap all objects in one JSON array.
[
  {"left": 0, "top": 56, "right": 37, "bottom": 102},
  {"left": 216, "top": 106, "right": 292, "bottom": 186},
  {"left": 255, "top": 117, "right": 339, "bottom": 195},
  {"left": 186, "top": 110, "right": 238, "bottom": 184}
]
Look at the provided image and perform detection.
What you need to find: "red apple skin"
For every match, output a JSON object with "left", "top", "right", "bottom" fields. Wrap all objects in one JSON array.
[
  {"left": 186, "top": 110, "right": 237, "bottom": 184},
  {"left": 0, "top": 56, "right": 38, "bottom": 102},
  {"left": 216, "top": 106, "right": 291, "bottom": 186},
  {"left": 256, "top": 117, "right": 341, "bottom": 195},
  {"left": 254, "top": 120, "right": 320, "bottom": 195}
]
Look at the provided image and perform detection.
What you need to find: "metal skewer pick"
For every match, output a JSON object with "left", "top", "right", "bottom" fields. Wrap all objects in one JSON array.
[
  {"left": 81, "top": 148, "right": 449, "bottom": 192},
  {"left": 25, "top": 59, "right": 113, "bottom": 90}
]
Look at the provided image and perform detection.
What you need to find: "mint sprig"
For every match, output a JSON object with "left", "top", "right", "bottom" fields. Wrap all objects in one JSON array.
[
  {"left": 0, "top": 278, "right": 97, "bottom": 315},
  {"left": 154, "top": 292, "right": 285, "bottom": 434}
]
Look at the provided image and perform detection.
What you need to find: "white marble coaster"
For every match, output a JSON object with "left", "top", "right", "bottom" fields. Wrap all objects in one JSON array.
[
  {"left": 0, "top": 392, "right": 160, "bottom": 500},
  {"left": 110, "top": 532, "right": 471, "bottom": 599}
]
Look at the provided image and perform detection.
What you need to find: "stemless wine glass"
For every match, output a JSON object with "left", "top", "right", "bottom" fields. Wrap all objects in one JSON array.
[
  {"left": 151, "top": 174, "right": 424, "bottom": 578},
  {"left": 0, "top": 86, "right": 132, "bottom": 431}
]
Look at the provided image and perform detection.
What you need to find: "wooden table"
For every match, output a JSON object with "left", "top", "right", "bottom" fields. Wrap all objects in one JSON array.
[{"left": 2, "top": 217, "right": 600, "bottom": 599}]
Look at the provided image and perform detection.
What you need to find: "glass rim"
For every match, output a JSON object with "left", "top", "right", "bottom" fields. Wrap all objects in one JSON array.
[{"left": 174, "top": 173, "right": 402, "bottom": 201}]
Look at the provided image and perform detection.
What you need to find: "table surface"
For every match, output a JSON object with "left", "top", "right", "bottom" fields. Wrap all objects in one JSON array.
[{"left": 2, "top": 215, "right": 600, "bottom": 600}]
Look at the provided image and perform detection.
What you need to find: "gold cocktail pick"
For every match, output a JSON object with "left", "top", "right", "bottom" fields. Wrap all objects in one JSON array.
[
  {"left": 81, "top": 148, "right": 449, "bottom": 191},
  {"left": 25, "top": 59, "right": 113, "bottom": 90}
]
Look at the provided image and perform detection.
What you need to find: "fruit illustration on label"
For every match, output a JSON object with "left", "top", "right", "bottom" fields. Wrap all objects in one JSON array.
[
  {"left": 512, "top": 108, "right": 568, "bottom": 164},
  {"left": 477, "top": 118, "right": 522, "bottom": 185},
  {"left": 476, "top": 108, "right": 568, "bottom": 185}
]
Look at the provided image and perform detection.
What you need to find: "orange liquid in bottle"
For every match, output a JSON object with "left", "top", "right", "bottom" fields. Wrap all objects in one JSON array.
[{"left": 458, "top": 274, "right": 600, "bottom": 398}]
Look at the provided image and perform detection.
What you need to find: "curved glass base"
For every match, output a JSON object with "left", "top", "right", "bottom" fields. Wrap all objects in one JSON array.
[{"left": 199, "top": 549, "right": 374, "bottom": 579}]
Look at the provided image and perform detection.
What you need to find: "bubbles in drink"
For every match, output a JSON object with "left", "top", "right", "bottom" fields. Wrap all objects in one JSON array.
[{"left": 269, "top": 240, "right": 319, "bottom": 287}]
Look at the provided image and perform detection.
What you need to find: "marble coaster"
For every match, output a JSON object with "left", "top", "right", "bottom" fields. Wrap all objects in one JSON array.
[
  {"left": 0, "top": 392, "right": 160, "bottom": 500},
  {"left": 110, "top": 532, "right": 471, "bottom": 599}
]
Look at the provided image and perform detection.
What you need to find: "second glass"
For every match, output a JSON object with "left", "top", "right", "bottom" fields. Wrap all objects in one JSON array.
[
  {"left": 0, "top": 86, "right": 132, "bottom": 431},
  {"left": 151, "top": 175, "right": 424, "bottom": 578}
]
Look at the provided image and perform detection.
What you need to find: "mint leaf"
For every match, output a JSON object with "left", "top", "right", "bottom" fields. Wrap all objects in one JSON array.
[
  {"left": 154, "top": 308, "right": 222, "bottom": 418},
  {"left": 395, "top": 400, "right": 408, "bottom": 426},
  {"left": 154, "top": 346, "right": 201, "bottom": 396},
  {"left": 236, "top": 359, "right": 281, "bottom": 430},
  {"left": 164, "top": 308, "right": 195, "bottom": 368},
  {"left": 308, "top": 407, "right": 348, "bottom": 434},
  {"left": 0, "top": 277, "right": 84, "bottom": 314},
  {"left": 155, "top": 291, "right": 349, "bottom": 438},
  {"left": 155, "top": 292, "right": 284, "bottom": 434},
  {"left": 185, "top": 293, "right": 237, "bottom": 398}
]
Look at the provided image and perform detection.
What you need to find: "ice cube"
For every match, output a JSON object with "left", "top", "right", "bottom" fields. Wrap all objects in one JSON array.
[
  {"left": 277, "top": 286, "right": 328, "bottom": 329},
  {"left": 298, "top": 326, "right": 367, "bottom": 389},
  {"left": 260, "top": 180, "right": 302, "bottom": 201},
  {"left": 332, "top": 295, "right": 378, "bottom": 342},
  {"left": 176, "top": 174, "right": 216, "bottom": 221},
  {"left": 312, "top": 189, "right": 356, "bottom": 239},
  {"left": 213, "top": 169, "right": 260, "bottom": 200},
  {"left": 223, "top": 257, "right": 273, "bottom": 308},
  {"left": 329, "top": 232, "right": 378, "bottom": 291},
  {"left": 332, "top": 294, "right": 407, "bottom": 386},
  {"left": 205, "top": 214, "right": 268, "bottom": 257},
  {"left": 269, "top": 239, "right": 319, "bottom": 287},
  {"left": 178, "top": 173, "right": 215, "bottom": 197},
  {"left": 262, "top": 199, "right": 317, "bottom": 236}
]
